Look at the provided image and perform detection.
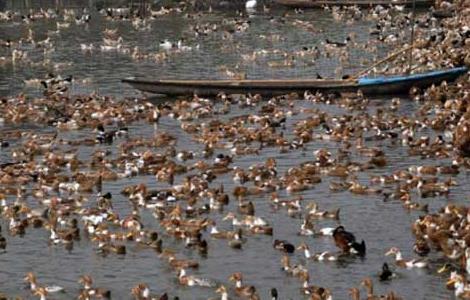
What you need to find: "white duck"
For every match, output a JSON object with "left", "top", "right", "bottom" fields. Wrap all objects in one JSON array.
[
  {"left": 246, "top": 0, "right": 257, "bottom": 9},
  {"left": 385, "top": 247, "right": 428, "bottom": 268}
]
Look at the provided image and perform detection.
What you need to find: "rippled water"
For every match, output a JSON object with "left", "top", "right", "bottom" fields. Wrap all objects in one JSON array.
[{"left": 0, "top": 2, "right": 465, "bottom": 300}]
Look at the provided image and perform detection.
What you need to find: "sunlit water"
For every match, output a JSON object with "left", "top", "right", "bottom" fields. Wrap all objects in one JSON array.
[{"left": 0, "top": 2, "right": 464, "bottom": 300}]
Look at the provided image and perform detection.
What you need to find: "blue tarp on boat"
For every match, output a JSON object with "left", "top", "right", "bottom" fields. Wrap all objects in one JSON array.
[{"left": 358, "top": 66, "right": 468, "bottom": 86}]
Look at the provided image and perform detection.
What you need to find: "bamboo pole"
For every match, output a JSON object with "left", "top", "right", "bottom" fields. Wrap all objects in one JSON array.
[
  {"left": 350, "top": 44, "right": 414, "bottom": 79},
  {"left": 407, "top": 0, "right": 417, "bottom": 73}
]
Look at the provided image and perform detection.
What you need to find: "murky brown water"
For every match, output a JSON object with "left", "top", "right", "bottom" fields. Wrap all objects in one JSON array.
[{"left": 0, "top": 1, "right": 464, "bottom": 299}]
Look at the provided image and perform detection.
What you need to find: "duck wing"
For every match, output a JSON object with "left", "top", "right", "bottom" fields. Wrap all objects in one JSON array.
[
  {"left": 350, "top": 240, "right": 366, "bottom": 256},
  {"left": 341, "top": 231, "right": 356, "bottom": 243},
  {"left": 333, "top": 230, "right": 356, "bottom": 251},
  {"left": 193, "top": 276, "right": 216, "bottom": 287},
  {"left": 45, "top": 285, "right": 65, "bottom": 293}
]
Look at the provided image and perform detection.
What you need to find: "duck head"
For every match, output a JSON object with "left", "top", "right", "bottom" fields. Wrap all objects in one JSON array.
[
  {"left": 385, "top": 247, "right": 400, "bottom": 257},
  {"left": 78, "top": 275, "right": 93, "bottom": 289},
  {"left": 229, "top": 272, "right": 243, "bottom": 287}
]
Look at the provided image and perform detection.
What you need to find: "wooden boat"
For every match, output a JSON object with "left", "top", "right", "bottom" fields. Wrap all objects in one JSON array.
[
  {"left": 274, "top": 0, "right": 431, "bottom": 8},
  {"left": 122, "top": 67, "right": 468, "bottom": 97}
]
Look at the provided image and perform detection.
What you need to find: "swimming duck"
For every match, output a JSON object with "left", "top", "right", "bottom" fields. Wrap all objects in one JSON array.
[
  {"left": 447, "top": 274, "right": 470, "bottom": 299},
  {"left": 385, "top": 247, "right": 428, "bottom": 268},
  {"left": 159, "top": 39, "right": 173, "bottom": 50},
  {"left": 245, "top": 0, "right": 257, "bottom": 9},
  {"left": 306, "top": 203, "right": 340, "bottom": 220},
  {"left": 325, "top": 37, "right": 350, "bottom": 47},
  {"left": 270, "top": 288, "right": 278, "bottom": 300},
  {"left": 249, "top": 224, "right": 273, "bottom": 235},
  {"left": 281, "top": 255, "right": 307, "bottom": 277},
  {"left": 238, "top": 200, "right": 255, "bottom": 216},
  {"left": 273, "top": 239, "right": 295, "bottom": 253},
  {"left": 223, "top": 212, "right": 268, "bottom": 227},
  {"left": 297, "top": 242, "right": 337, "bottom": 261},
  {"left": 349, "top": 287, "right": 361, "bottom": 300},
  {"left": 95, "top": 124, "right": 116, "bottom": 144},
  {"left": 215, "top": 285, "right": 229, "bottom": 300},
  {"left": 360, "top": 278, "right": 381, "bottom": 300},
  {"left": 0, "top": 232, "right": 6, "bottom": 250},
  {"left": 78, "top": 275, "right": 111, "bottom": 299},
  {"left": 33, "top": 287, "right": 48, "bottom": 300},
  {"left": 298, "top": 271, "right": 329, "bottom": 298},
  {"left": 163, "top": 252, "right": 199, "bottom": 269},
  {"left": 210, "top": 225, "right": 237, "bottom": 239},
  {"left": 177, "top": 268, "right": 215, "bottom": 287},
  {"left": 379, "top": 263, "right": 394, "bottom": 281},
  {"left": 80, "top": 43, "right": 94, "bottom": 52},
  {"left": 228, "top": 228, "right": 245, "bottom": 249},
  {"left": 228, "top": 272, "right": 258, "bottom": 298},
  {"left": 131, "top": 283, "right": 153, "bottom": 300},
  {"left": 24, "top": 272, "right": 64, "bottom": 293},
  {"left": 332, "top": 226, "right": 366, "bottom": 256}
]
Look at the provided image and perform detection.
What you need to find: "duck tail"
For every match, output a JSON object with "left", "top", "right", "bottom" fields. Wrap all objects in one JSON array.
[
  {"left": 351, "top": 240, "right": 366, "bottom": 257},
  {"left": 421, "top": 204, "right": 429, "bottom": 212},
  {"left": 333, "top": 208, "right": 340, "bottom": 220}
]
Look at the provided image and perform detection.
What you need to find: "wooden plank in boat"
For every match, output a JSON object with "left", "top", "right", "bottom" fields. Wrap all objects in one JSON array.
[{"left": 274, "top": 0, "right": 432, "bottom": 8}]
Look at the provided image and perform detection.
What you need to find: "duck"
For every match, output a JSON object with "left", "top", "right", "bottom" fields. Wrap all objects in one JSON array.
[
  {"left": 297, "top": 242, "right": 337, "bottom": 261},
  {"left": 228, "top": 272, "right": 258, "bottom": 298},
  {"left": 245, "top": 0, "right": 257, "bottom": 9},
  {"left": 228, "top": 228, "right": 245, "bottom": 249},
  {"left": 299, "top": 218, "right": 316, "bottom": 236},
  {"left": 325, "top": 37, "right": 349, "bottom": 47},
  {"left": 379, "top": 263, "right": 394, "bottom": 281},
  {"left": 177, "top": 268, "right": 215, "bottom": 287},
  {"left": 75, "top": 14, "right": 91, "bottom": 25},
  {"left": 238, "top": 200, "right": 255, "bottom": 215},
  {"left": 360, "top": 278, "right": 381, "bottom": 300},
  {"left": 249, "top": 224, "right": 273, "bottom": 235},
  {"left": 215, "top": 285, "right": 229, "bottom": 300},
  {"left": 78, "top": 275, "right": 111, "bottom": 299},
  {"left": 385, "top": 247, "right": 428, "bottom": 268},
  {"left": 332, "top": 226, "right": 366, "bottom": 256},
  {"left": 80, "top": 43, "right": 94, "bottom": 52},
  {"left": 223, "top": 212, "right": 268, "bottom": 227},
  {"left": 270, "top": 288, "right": 278, "bottom": 300},
  {"left": 463, "top": 248, "right": 470, "bottom": 275},
  {"left": 273, "top": 239, "right": 295, "bottom": 253},
  {"left": 210, "top": 225, "right": 237, "bottom": 239},
  {"left": 349, "top": 287, "right": 361, "bottom": 300},
  {"left": 130, "top": 283, "right": 154, "bottom": 300},
  {"left": 306, "top": 203, "right": 340, "bottom": 220},
  {"left": 281, "top": 255, "right": 307, "bottom": 277},
  {"left": 298, "top": 271, "right": 329, "bottom": 298},
  {"left": 159, "top": 39, "right": 173, "bottom": 50},
  {"left": 0, "top": 232, "right": 6, "bottom": 250},
  {"left": 33, "top": 287, "right": 48, "bottom": 300},
  {"left": 447, "top": 274, "right": 470, "bottom": 299},
  {"left": 95, "top": 124, "right": 117, "bottom": 144},
  {"left": 24, "top": 272, "right": 65, "bottom": 293},
  {"left": 163, "top": 251, "right": 199, "bottom": 269}
]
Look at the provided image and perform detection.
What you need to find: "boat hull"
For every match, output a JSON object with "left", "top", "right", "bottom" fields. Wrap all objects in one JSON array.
[
  {"left": 274, "top": 0, "right": 432, "bottom": 8},
  {"left": 122, "top": 67, "right": 468, "bottom": 97}
]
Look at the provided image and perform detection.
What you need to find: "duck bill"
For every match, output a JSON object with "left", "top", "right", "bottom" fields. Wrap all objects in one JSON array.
[
  {"left": 437, "top": 265, "right": 448, "bottom": 274},
  {"left": 385, "top": 250, "right": 394, "bottom": 256}
]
